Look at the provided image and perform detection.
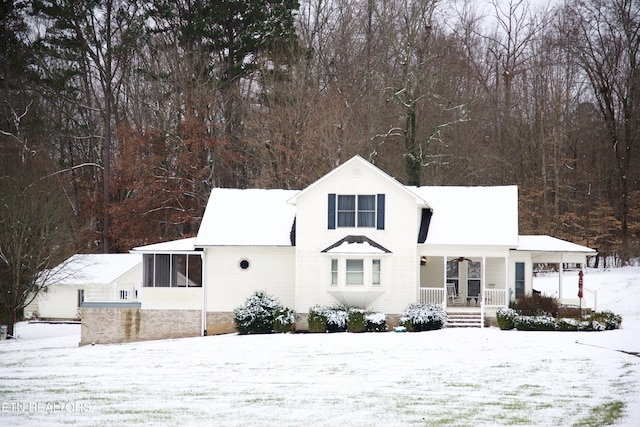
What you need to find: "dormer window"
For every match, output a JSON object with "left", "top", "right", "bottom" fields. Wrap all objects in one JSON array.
[{"left": 328, "top": 194, "right": 385, "bottom": 229}]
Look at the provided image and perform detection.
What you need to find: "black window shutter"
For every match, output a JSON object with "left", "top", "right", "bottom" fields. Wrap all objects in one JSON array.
[
  {"left": 328, "top": 194, "right": 336, "bottom": 229},
  {"left": 376, "top": 194, "right": 385, "bottom": 230}
]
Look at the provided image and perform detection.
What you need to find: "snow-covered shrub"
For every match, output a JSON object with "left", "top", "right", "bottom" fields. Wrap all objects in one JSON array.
[
  {"left": 496, "top": 307, "right": 517, "bottom": 330},
  {"left": 308, "top": 305, "right": 328, "bottom": 333},
  {"left": 273, "top": 307, "right": 297, "bottom": 333},
  {"left": 399, "top": 303, "right": 447, "bottom": 332},
  {"left": 365, "top": 312, "right": 388, "bottom": 332},
  {"left": 233, "top": 290, "right": 289, "bottom": 335},
  {"left": 587, "top": 311, "right": 622, "bottom": 330},
  {"left": 347, "top": 308, "right": 367, "bottom": 333},
  {"left": 325, "top": 305, "right": 348, "bottom": 332},
  {"left": 514, "top": 315, "right": 557, "bottom": 331}
]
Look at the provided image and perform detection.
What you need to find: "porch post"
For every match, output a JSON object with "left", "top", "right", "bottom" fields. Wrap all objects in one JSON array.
[
  {"left": 558, "top": 254, "right": 564, "bottom": 300},
  {"left": 481, "top": 256, "right": 486, "bottom": 328},
  {"left": 504, "top": 256, "right": 509, "bottom": 305},
  {"left": 443, "top": 256, "right": 448, "bottom": 308}
]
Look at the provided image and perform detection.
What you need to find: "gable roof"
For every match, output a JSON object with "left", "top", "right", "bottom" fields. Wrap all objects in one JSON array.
[
  {"left": 408, "top": 186, "right": 519, "bottom": 247},
  {"left": 42, "top": 254, "right": 141, "bottom": 286},
  {"left": 287, "top": 155, "right": 427, "bottom": 206},
  {"left": 195, "top": 188, "right": 298, "bottom": 246},
  {"left": 516, "top": 235, "right": 596, "bottom": 253}
]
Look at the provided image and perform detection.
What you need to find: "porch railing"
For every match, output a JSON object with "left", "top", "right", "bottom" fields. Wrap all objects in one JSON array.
[
  {"left": 483, "top": 289, "right": 507, "bottom": 307},
  {"left": 84, "top": 284, "right": 138, "bottom": 303},
  {"left": 419, "top": 288, "right": 445, "bottom": 305}
]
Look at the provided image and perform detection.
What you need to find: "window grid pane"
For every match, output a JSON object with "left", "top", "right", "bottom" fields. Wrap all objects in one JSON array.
[
  {"left": 188, "top": 255, "right": 202, "bottom": 287},
  {"left": 337, "top": 195, "right": 355, "bottom": 227},
  {"left": 372, "top": 259, "right": 381, "bottom": 285},
  {"left": 357, "top": 195, "right": 375, "bottom": 227},
  {"left": 346, "top": 259, "right": 364, "bottom": 285},
  {"left": 155, "top": 254, "right": 171, "bottom": 287},
  {"left": 331, "top": 259, "right": 338, "bottom": 285}
]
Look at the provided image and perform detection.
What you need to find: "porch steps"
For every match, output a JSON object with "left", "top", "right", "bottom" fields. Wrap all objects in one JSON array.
[{"left": 445, "top": 311, "right": 483, "bottom": 328}]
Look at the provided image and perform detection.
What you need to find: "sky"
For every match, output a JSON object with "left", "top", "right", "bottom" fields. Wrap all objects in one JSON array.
[{"left": 1, "top": 265, "right": 639, "bottom": 426}]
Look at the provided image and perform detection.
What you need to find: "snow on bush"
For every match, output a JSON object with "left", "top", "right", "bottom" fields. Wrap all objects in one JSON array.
[
  {"left": 307, "top": 305, "right": 387, "bottom": 333},
  {"left": 400, "top": 303, "right": 447, "bottom": 332},
  {"left": 365, "top": 312, "right": 388, "bottom": 332},
  {"left": 496, "top": 307, "right": 518, "bottom": 330},
  {"left": 233, "top": 290, "right": 294, "bottom": 335}
]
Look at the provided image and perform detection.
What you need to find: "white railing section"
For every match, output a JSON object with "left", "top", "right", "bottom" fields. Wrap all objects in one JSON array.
[
  {"left": 483, "top": 289, "right": 507, "bottom": 307},
  {"left": 419, "top": 288, "right": 445, "bottom": 305},
  {"left": 84, "top": 284, "right": 138, "bottom": 302}
]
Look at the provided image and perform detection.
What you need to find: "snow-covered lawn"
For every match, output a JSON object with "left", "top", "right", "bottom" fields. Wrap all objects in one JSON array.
[{"left": 1, "top": 267, "right": 639, "bottom": 426}]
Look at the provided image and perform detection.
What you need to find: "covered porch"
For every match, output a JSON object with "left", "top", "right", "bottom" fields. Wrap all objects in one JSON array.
[{"left": 417, "top": 255, "right": 509, "bottom": 310}]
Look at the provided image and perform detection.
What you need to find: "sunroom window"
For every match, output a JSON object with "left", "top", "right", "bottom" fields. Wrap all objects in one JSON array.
[{"left": 143, "top": 254, "right": 202, "bottom": 288}]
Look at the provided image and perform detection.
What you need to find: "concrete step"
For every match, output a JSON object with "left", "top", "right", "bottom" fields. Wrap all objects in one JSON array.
[{"left": 446, "top": 312, "right": 483, "bottom": 328}]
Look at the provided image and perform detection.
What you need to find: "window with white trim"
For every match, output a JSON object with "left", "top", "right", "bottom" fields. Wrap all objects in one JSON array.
[
  {"left": 331, "top": 259, "right": 338, "bottom": 285},
  {"left": 346, "top": 259, "right": 364, "bottom": 285},
  {"left": 372, "top": 259, "right": 381, "bottom": 285},
  {"left": 331, "top": 258, "right": 382, "bottom": 287}
]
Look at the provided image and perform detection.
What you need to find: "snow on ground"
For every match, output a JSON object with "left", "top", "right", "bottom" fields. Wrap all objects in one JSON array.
[{"left": 1, "top": 267, "right": 639, "bottom": 426}]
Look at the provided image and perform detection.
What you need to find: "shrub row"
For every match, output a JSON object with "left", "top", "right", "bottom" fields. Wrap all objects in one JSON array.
[
  {"left": 234, "top": 292, "right": 449, "bottom": 335},
  {"left": 497, "top": 307, "right": 622, "bottom": 331},
  {"left": 308, "top": 305, "right": 388, "bottom": 333}
]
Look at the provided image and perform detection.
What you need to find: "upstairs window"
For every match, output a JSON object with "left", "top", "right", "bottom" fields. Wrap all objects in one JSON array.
[{"left": 328, "top": 194, "right": 385, "bottom": 229}]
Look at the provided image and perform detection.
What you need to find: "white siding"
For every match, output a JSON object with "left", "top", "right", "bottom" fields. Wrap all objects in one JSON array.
[
  {"left": 140, "top": 288, "right": 202, "bottom": 310},
  {"left": 31, "top": 285, "right": 82, "bottom": 319},
  {"left": 293, "top": 161, "right": 421, "bottom": 314},
  {"left": 204, "top": 247, "right": 296, "bottom": 311}
]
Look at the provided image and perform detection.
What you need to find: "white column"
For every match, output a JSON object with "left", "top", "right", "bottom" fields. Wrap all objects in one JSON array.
[
  {"left": 443, "top": 256, "right": 448, "bottom": 307},
  {"left": 504, "top": 256, "right": 509, "bottom": 305},
  {"left": 201, "top": 250, "right": 207, "bottom": 336},
  {"left": 481, "top": 256, "right": 486, "bottom": 328},
  {"left": 558, "top": 255, "right": 564, "bottom": 300}
]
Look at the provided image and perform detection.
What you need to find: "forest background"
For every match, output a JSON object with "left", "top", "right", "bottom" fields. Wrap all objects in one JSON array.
[{"left": 1, "top": 0, "right": 639, "bottom": 311}]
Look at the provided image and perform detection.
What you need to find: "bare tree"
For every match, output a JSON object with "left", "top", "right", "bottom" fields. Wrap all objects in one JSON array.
[
  {"left": 0, "top": 146, "right": 74, "bottom": 337},
  {"left": 563, "top": 0, "right": 640, "bottom": 257}
]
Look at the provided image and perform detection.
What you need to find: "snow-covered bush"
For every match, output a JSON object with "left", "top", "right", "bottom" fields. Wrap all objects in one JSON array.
[
  {"left": 399, "top": 303, "right": 447, "bottom": 332},
  {"left": 307, "top": 306, "right": 387, "bottom": 333},
  {"left": 514, "top": 315, "right": 557, "bottom": 331},
  {"left": 496, "top": 307, "right": 517, "bottom": 330},
  {"left": 233, "top": 290, "right": 292, "bottom": 335},
  {"left": 274, "top": 307, "right": 297, "bottom": 333},
  {"left": 347, "top": 308, "right": 367, "bottom": 333},
  {"left": 308, "top": 305, "right": 328, "bottom": 333},
  {"left": 588, "top": 311, "right": 622, "bottom": 330},
  {"left": 365, "top": 312, "right": 388, "bottom": 332}
]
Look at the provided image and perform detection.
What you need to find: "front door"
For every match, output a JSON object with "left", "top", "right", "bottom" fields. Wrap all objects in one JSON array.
[{"left": 467, "top": 261, "right": 481, "bottom": 304}]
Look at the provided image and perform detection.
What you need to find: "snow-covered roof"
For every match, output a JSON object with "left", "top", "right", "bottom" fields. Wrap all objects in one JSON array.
[
  {"left": 132, "top": 237, "right": 197, "bottom": 253},
  {"left": 409, "top": 186, "right": 519, "bottom": 247},
  {"left": 43, "top": 254, "right": 141, "bottom": 286},
  {"left": 516, "top": 235, "right": 596, "bottom": 253},
  {"left": 195, "top": 188, "right": 298, "bottom": 246}
]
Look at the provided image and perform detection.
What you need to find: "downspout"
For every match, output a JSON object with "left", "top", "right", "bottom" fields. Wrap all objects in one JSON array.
[
  {"left": 201, "top": 250, "right": 207, "bottom": 336},
  {"left": 504, "top": 256, "right": 509, "bottom": 305}
]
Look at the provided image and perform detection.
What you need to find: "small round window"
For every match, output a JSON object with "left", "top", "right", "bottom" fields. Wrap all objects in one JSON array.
[{"left": 239, "top": 259, "right": 250, "bottom": 270}]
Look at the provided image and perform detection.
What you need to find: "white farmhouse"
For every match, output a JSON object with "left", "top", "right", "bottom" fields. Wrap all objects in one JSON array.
[{"left": 80, "top": 155, "right": 595, "bottom": 344}]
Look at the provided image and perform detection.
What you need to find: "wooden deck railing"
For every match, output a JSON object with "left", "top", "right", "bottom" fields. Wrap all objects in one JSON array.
[{"left": 84, "top": 284, "right": 138, "bottom": 302}]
